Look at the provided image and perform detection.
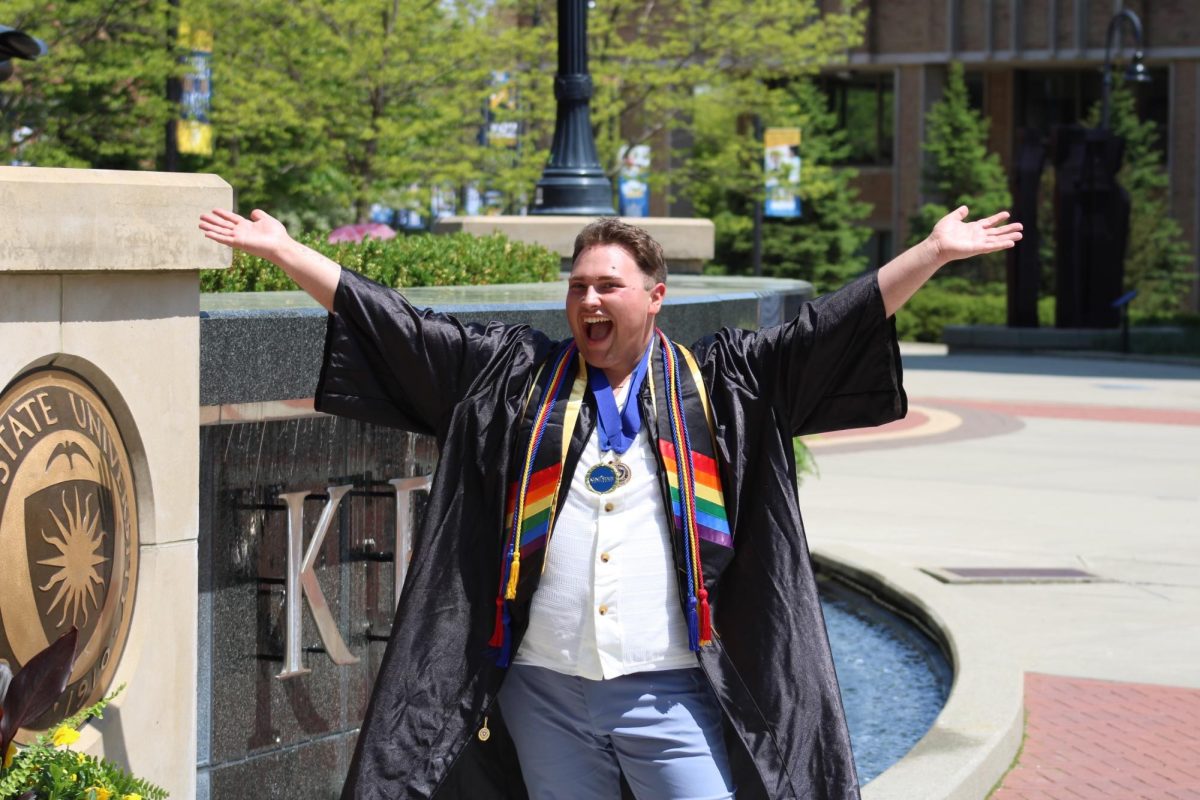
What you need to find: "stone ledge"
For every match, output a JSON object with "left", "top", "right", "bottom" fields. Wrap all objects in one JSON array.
[
  {"left": 0, "top": 166, "right": 231, "bottom": 272},
  {"left": 432, "top": 214, "right": 714, "bottom": 273}
]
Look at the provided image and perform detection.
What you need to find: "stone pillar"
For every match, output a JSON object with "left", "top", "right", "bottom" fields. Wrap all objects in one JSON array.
[{"left": 0, "top": 166, "right": 231, "bottom": 799}]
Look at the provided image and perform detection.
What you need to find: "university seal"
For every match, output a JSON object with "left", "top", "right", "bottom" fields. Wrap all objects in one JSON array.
[{"left": 0, "top": 369, "right": 139, "bottom": 740}]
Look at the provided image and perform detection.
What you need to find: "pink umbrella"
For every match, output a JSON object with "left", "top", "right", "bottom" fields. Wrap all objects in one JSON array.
[{"left": 327, "top": 223, "right": 397, "bottom": 244}]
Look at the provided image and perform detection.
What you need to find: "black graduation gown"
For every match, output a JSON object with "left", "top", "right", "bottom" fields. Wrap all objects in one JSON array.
[{"left": 315, "top": 268, "right": 906, "bottom": 800}]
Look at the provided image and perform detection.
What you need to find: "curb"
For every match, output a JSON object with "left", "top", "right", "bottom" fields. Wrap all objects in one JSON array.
[{"left": 811, "top": 544, "right": 1025, "bottom": 800}]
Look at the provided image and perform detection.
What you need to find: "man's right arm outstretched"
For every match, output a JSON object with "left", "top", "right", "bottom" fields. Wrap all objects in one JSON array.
[{"left": 199, "top": 208, "right": 340, "bottom": 311}]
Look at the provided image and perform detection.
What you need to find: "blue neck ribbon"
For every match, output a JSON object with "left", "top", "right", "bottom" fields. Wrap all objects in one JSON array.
[{"left": 587, "top": 342, "right": 653, "bottom": 456}]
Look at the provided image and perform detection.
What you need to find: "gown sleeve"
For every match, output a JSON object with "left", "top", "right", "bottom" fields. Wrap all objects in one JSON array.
[
  {"left": 314, "top": 268, "right": 543, "bottom": 437},
  {"left": 697, "top": 270, "right": 906, "bottom": 437}
]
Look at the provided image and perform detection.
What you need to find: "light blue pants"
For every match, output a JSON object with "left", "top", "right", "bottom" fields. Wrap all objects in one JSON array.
[{"left": 498, "top": 664, "right": 736, "bottom": 800}]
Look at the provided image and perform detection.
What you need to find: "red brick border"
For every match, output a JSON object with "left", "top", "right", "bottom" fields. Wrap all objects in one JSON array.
[{"left": 991, "top": 673, "right": 1200, "bottom": 799}]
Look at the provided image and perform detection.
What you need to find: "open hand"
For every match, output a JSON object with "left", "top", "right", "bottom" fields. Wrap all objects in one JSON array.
[
  {"left": 929, "top": 206, "right": 1023, "bottom": 265},
  {"left": 199, "top": 208, "right": 291, "bottom": 260}
]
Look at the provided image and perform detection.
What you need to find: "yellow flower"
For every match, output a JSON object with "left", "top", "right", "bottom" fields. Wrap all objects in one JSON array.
[
  {"left": 51, "top": 726, "right": 81, "bottom": 747},
  {"left": 88, "top": 787, "right": 113, "bottom": 800},
  {"left": 3, "top": 741, "right": 16, "bottom": 768},
  {"left": 122, "top": 795, "right": 143, "bottom": 800}
]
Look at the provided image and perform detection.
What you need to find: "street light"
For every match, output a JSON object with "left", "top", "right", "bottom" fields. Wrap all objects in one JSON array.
[
  {"left": 0, "top": 25, "right": 48, "bottom": 83},
  {"left": 1100, "top": 9, "right": 1151, "bottom": 129},
  {"left": 530, "top": 0, "right": 616, "bottom": 216}
]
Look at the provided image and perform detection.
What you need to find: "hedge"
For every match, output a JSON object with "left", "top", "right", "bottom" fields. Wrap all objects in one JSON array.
[
  {"left": 893, "top": 284, "right": 1055, "bottom": 342},
  {"left": 201, "top": 231, "right": 561, "bottom": 292}
]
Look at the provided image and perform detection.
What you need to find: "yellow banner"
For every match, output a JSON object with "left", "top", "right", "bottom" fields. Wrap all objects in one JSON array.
[
  {"left": 177, "top": 119, "right": 213, "bottom": 156},
  {"left": 764, "top": 127, "right": 801, "bottom": 149}
]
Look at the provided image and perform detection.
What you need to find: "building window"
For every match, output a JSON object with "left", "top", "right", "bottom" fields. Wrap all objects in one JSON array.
[
  {"left": 821, "top": 73, "right": 894, "bottom": 166},
  {"left": 1014, "top": 67, "right": 1169, "bottom": 148}
]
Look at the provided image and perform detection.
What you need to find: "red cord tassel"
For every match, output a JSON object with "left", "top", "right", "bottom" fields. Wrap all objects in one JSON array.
[
  {"left": 697, "top": 587, "right": 712, "bottom": 644},
  {"left": 488, "top": 596, "right": 505, "bottom": 648}
]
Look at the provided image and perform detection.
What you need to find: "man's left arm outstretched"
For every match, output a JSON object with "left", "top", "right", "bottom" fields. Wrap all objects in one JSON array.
[{"left": 878, "top": 205, "right": 1023, "bottom": 317}]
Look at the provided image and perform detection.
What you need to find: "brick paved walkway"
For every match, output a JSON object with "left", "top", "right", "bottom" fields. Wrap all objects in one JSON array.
[{"left": 991, "top": 673, "right": 1200, "bottom": 799}]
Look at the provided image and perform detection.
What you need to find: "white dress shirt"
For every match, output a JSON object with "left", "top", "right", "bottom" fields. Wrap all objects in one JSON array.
[{"left": 513, "top": 383, "right": 695, "bottom": 679}]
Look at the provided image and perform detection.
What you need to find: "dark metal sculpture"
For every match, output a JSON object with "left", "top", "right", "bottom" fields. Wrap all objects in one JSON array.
[
  {"left": 531, "top": 0, "right": 616, "bottom": 216},
  {"left": 1007, "top": 130, "right": 1045, "bottom": 328},
  {"left": 1048, "top": 8, "right": 1149, "bottom": 329},
  {"left": 1052, "top": 125, "right": 1129, "bottom": 328}
]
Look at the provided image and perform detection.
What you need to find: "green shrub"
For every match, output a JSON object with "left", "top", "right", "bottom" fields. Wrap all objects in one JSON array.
[
  {"left": 201, "top": 232, "right": 561, "bottom": 292},
  {"left": 894, "top": 284, "right": 1055, "bottom": 342},
  {"left": 1, "top": 687, "right": 167, "bottom": 800}
]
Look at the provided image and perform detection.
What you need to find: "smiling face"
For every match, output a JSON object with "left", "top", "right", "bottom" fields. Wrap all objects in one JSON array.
[{"left": 566, "top": 243, "right": 666, "bottom": 387}]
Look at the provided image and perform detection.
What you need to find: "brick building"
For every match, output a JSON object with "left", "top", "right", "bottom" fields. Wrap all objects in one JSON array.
[{"left": 814, "top": 0, "right": 1199, "bottom": 306}]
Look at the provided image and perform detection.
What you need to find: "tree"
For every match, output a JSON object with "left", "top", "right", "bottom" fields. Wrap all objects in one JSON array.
[
  {"left": 0, "top": 0, "right": 178, "bottom": 169},
  {"left": 193, "top": 0, "right": 509, "bottom": 228},
  {"left": 908, "top": 61, "right": 1011, "bottom": 283},
  {"left": 582, "top": 0, "right": 864, "bottom": 198},
  {"left": 3, "top": 0, "right": 869, "bottom": 233},
  {"left": 689, "top": 78, "right": 873, "bottom": 291},
  {"left": 1086, "top": 83, "right": 1195, "bottom": 316}
]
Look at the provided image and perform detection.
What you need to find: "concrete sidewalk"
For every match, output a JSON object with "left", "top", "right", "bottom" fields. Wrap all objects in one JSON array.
[{"left": 800, "top": 346, "right": 1200, "bottom": 799}]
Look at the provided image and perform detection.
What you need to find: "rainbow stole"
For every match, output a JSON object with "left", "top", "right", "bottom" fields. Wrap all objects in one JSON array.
[{"left": 489, "top": 333, "right": 732, "bottom": 666}]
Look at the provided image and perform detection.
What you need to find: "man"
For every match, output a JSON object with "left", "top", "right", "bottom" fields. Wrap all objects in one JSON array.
[{"left": 200, "top": 206, "right": 1020, "bottom": 799}]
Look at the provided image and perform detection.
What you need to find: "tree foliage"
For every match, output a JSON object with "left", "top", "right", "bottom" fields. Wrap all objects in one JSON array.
[
  {"left": 1, "top": 0, "right": 178, "bottom": 169},
  {"left": 193, "top": 0, "right": 509, "bottom": 228},
  {"left": 690, "top": 78, "right": 873, "bottom": 291},
  {"left": 1085, "top": 83, "right": 1195, "bottom": 315},
  {"left": 3, "top": 0, "right": 868, "bottom": 234},
  {"left": 909, "top": 61, "right": 1011, "bottom": 282},
  {"left": 584, "top": 0, "right": 864, "bottom": 188}
]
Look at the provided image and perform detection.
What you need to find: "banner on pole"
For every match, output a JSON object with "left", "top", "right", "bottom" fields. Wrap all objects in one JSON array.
[
  {"left": 177, "top": 21, "right": 213, "bottom": 156},
  {"left": 763, "top": 127, "right": 801, "bottom": 219},
  {"left": 618, "top": 144, "right": 651, "bottom": 217}
]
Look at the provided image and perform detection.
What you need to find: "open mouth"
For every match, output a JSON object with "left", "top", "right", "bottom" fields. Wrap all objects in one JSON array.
[{"left": 584, "top": 316, "right": 613, "bottom": 342}]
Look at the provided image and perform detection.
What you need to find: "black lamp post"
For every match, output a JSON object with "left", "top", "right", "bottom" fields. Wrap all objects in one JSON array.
[
  {"left": 530, "top": 0, "right": 616, "bottom": 216},
  {"left": 0, "top": 25, "right": 48, "bottom": 83},
  {"left": 1100, "top": 9, "right": 1151, "bottom": 129}
]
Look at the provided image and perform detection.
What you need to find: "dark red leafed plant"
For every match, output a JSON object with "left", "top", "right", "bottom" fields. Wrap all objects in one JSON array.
[{"left": 0, "top": 628, "right": 78, "bottom": 760}]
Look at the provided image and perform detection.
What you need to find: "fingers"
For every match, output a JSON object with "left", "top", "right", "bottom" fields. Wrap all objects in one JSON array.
[
  {"left": 978, "top": 210, "right": 1013, "bottom": 228},
  {"left": 212, "top": 208, "right": 245, "bottom": 224},
  {"left": 199, "top": 212, "right": 235, "bottom": 230},
  {"left": 199, "top": 227, "right": 235, "bottom": 246},
  {"left": 199, "top": 210, "right": 241, "bottom": 247},
  {"left": 988, "top": 222, "right": 1023, "bottom": 235},
  {"left": 250, "top": 209, "right": 266, "bottom": 221},
  {"left": 986, "top": 232, "right": 1023, "bottom": 249}
]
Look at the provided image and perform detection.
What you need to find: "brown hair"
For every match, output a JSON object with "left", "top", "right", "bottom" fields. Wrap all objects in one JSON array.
[{"left": 571, "top": 218, "right": 668, "bottom": 286}]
